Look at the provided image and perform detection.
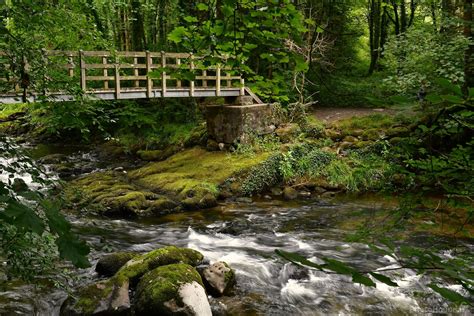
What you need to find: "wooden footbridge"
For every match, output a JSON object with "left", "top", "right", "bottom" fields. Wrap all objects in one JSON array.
[{"left": 0, "top": 50, "right": 262, "bottom": 104}]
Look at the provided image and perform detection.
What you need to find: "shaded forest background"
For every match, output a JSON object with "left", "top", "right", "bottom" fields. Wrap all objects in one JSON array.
[{"left": 0, "top": 0, "right": 472, "bottom": 104}]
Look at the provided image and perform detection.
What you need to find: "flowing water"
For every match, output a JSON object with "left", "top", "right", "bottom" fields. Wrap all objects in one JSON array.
[{"left": 0, "top": 141, "right": 472, "bottom": 315}]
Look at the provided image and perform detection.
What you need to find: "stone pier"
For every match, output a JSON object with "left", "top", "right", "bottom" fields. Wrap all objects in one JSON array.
[{"left": 205, "top": 97, "right": 275, "bottom": 144}]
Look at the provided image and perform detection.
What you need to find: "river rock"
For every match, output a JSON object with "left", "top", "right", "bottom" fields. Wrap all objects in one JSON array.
[
  {"left": 201, "top": 261, "right": 236, "bottom": 296},
  {"left": 60, "top": 279, "right": 130, "bottom": 315},
  {"left": 342, "top": 135, "right": 358, "bottom": 143},
  {"left": 270, "top": 187, "right": 283, "bottom": 196},
  {"left": 283, "top": 187, "right": 298, "bottom": 200},
  {"left": 95, "top": 252, "right": 137, "bottom": 277},
  {"left": 134, "top": 263, "right": 212, "bottom": 315},
  {"left": 37, "top": 153, "right": 67, "bottom": 164},
  {"left": 298, "top": 191, "right": 311, "bottom": 198},
  {"left": 12, "top": 178, "right": 28, "bottom": 192},
  {"left": 275, "top": 123, "right": 301, "bottom": 143}
]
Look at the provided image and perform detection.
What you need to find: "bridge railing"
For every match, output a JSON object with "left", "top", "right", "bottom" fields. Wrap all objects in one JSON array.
[{"left": 0, "top": 50, "right": 246, "bottom": 98}]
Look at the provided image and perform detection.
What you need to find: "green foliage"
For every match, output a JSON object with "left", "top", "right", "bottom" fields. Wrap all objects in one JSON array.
[
  {"left": 382, "top": 25, "right": 469, "bottom": 94},
  {"left": 322, "top": 152, "right": 394, "bottom": 192},
  {"left": 279, "top": 145, "right": 335, "bottom": 181},
  {"left": 168, "top": 0, "right": 310, "bottom": 102},
  {"left": 232, "top": 133, "right": 281, "bottom": 157},
  {"left": 392, "top": 81, "right": 474, "bottom": 196},
  {"left": 241, "top": 154, "right": 282, "bottom": 196},
  {"left": 29, "top": 100, "right": 112, "bottom": 140},
  {"left": 0, "top": 138, "right": 90, "bottom": 280}
]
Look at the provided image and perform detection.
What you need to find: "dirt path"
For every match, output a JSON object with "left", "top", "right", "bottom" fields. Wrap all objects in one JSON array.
[{"left": 312, "top": 107, "right": 395, "bottom": 123}]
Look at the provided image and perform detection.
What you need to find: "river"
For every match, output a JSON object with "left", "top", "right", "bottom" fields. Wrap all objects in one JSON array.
[{"left": 0, "top": 140, "right": 471, "bottom": 315}]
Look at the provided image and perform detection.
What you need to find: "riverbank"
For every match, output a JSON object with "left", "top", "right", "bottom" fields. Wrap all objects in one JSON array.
[{"left": 1, "top": 100, "right": 473, "bottom": 313}]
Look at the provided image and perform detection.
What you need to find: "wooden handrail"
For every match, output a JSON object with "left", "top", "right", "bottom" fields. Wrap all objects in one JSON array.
[{"left": 0, "top": 49, "right": 249, "bottom": 100}]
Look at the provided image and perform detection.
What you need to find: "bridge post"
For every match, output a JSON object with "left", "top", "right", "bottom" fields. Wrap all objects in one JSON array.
[
  {"left": 114, "top": 54, "right": 121, "bottom": 99},
  {"left": 240, "top": 78, "right": 245, "bottom": 96},
  {"left": 146, "top": 51, "right": 152, "bottom": 98},
  {"left": 161, "top": 51, "right": 166, "bottom": 97},
  {"left": 205, "top": 103, "right": 275, "bottom": 144},
  {"left": 216, "top": 64, "right": 221, "bottom": 96},
  {"left": 190, "top": 53, "right": 195, "bottom": 97},
  {"left": 79, "top": 50, "right": 86, "bottom": 91},
  {"left": 102, "top": 56, "right": 109, "bottom": 90}
]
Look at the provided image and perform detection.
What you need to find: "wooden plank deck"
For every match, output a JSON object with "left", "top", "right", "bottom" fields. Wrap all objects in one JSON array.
[{"left": 0, "top": 50, "right": 260, "bottom": 104}]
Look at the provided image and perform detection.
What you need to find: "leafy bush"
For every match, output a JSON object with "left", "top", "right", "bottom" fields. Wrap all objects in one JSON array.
[
  {"left": 382, "top": 25, "right": 469, "bottom": 94},
  {"left": 241, "top": 154, "right": 283, "bottom": 195},
  {"left": 0, "top": 138, "right": 90, "bottom": 280},
  {"left": 322, "top": 152, "right": 394, "bottom": 192},
  {"left": 241, "top": 144, "right": 337, "bottom": 195},
  {"left": 29, "top": 100, "right": 112, "bottom": 140}
]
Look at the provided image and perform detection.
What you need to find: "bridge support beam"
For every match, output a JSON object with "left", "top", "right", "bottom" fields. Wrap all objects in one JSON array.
[{"left": 205, "top": 103, "right": 275, "bottom": 144}]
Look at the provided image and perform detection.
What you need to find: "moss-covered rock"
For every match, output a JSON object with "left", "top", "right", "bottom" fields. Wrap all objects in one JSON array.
[
  {"left": 137, "top": 146, "right": 178, "bottom": 162},
  {"left": 283, "top": 187, "right": 298, "bottom": 200},
  {"left": 60, "top": 278, "right": 130, "bottom": 315},
  {"left": 66, "top": 171, "right": 177, "bottom": 217},
  {"left": 128, "top": 147, "right": 268, "bottom": 209},
  {"left": 200, "top": 261, "right": 236, "bottom": 296},
  {"left": 114, "top": 246, "right": 204, "bottom": 285},
  {"left": 361, "top": 128, "right": 382, "bottom": 141},
  {"left": 61, "top": 247, "right": 204, "bottom": 315},
  {"left": 67, "top": 147, "right": 268, "bottom": 215},
  {"left": 275, "top": 123, "right": 301, "bottom": 143},
  {"left": 95, "top": 252, "right": 138, "bottom": 277},
  {"left": 134, "top": 263, "right": 211, "bottom": 316}
]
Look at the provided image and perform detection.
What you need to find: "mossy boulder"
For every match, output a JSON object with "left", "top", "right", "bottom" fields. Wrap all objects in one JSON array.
[
  {"left": 66, "top": 171, "right": 177, "bottom": 217},
  {"left": 361, "top": 128, "right": 382, "bottom": 141},
  {"left": 95, "top": 252, "right": 138, "bottom": 277},
  {"left": 200, "top": 261, "right": 236, "bottom": 296},
  {"left": 134, "top": 263, "right": 211, "bottom": 316},
  {"left": 386, "top": 126, "right": 410, "bottom": 137},
  {"left": 129, "top": 147, "right": 268, "bottom": 209},
  {"left": 113, "top": 246, "right": 204, "bottom": 285},
  {"left": 137, "top": 146, "right": 177, "bottom": 162},
  {"left": 61, "top": 247, "right": 204, "bottom": 315},
  {"left": 283, "top": 187, "right": 298, "bottom": 200},
  {"left": 60, "top": 278, "right": 130, "bottom": 315},
  {"left": 67, "top": 148, "right": 269, "bottom": 215},
  {"left": 275, "top": 123, "right": 301, "bottom": 143}
]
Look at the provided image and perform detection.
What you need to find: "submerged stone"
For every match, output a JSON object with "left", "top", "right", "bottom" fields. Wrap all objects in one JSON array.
[{"left": 134, "top": 263, "right": 211, "bottom": 315}]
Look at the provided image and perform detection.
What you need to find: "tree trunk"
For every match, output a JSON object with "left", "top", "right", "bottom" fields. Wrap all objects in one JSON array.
[
  {"left": 131, "top": 0, "right": 146, "bottom": 50},
  {"left": 392, "top": 0, "right": 400, "bottom": 35},
  {"left": 463, "top": 0, "right": 473, "bottom": 94},
  {"left": 431, "top": 2, "right": 438, "bottom": 31},
  {"left": 400, "top": 0, "right": 408, "bottom": 33},
  {"left": 369, "top": 0, "right": 382, "bottom": 74}
]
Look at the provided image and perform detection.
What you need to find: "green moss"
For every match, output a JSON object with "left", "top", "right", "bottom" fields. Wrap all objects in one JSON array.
[
  {"left": 71, "top": 280, "right": 115, "bottom": 315},
  {"left": 129, "top": 147, "right": 268, "bottom": 207},
  {"left": 330, "top": 114, "right": 398, "bottom": 140},
  {"left": 113, "top": 246, "right": 204, "bottom": 285},
  {"left": 148, "top": 197, "right": 178, "bottom": 214},
  {"left": 67, "top": 148, "right": 269, "bottom": 213},
  {"left": 134, "top": 263, "right": 204, "bottom": 315},
  {"left": 222, "top": 262, "right": 236, "bottom": 285}
]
